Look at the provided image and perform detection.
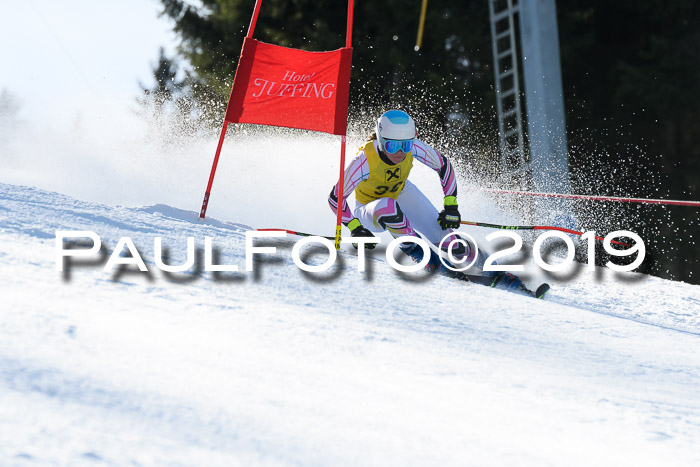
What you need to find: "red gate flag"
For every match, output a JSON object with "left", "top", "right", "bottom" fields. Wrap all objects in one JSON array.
[
  {"left": 199, "top": 0, "right": 355, "bottom": 227},
  {"left": 224, "top": 38, "right": 353, "bottom": 136}
]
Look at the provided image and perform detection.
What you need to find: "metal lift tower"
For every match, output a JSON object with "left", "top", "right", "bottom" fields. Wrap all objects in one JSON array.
[{"left": 489, "top": 0, "right": 571, "bottom": 208}]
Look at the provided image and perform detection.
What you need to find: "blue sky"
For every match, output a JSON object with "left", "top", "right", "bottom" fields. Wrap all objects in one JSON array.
[{"left": 1, "top": 0, "right": 179, "bottom": 131}]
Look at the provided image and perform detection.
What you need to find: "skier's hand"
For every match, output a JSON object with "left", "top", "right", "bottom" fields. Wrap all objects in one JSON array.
[
  {"left": 348, "top": 218, "right": 377, "bottom": 249},
  {"left": 437, "top": 198, "right": 461, "bottom": 230}
]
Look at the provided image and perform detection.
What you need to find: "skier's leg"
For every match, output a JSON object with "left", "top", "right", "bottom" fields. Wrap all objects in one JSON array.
[
  {"left": 396, "top": 181, "right": 476, "bottom": 263},
  {"left": 355, "top": 196, "right": 444, "bottom": 271},
  {"left": 354, "top": 197, "right": 416, "bottom": 237}
]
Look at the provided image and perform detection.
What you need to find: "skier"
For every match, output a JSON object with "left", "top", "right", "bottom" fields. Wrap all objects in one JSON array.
[
  {"left": 327, "top": 110, "right": 481, "bottom": 271},
  {"left": 328, "top": 109, "right": 528, "bottom": 291}
]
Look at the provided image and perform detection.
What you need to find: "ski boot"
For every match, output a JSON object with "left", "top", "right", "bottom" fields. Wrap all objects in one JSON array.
[
  {"left": 484, "top": 271, "right": 550, "bottom": 298},
  {"left": 399, "top": 242, "right": 446, "bottom": 273},
  {"left": 485, "top": 271, "right": 523, "bottom": 290}
]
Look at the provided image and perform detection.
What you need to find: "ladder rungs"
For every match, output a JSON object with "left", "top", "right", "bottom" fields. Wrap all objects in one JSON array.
[
  {"left": 497, "top": 49, "right": 512, "bottom": 60},
  {"left": 500, "top": 145, "right": 525, "bottom": 156},
  {"left": 492, "top": 7, "right": 518, "bottom": 23},
  {"left": 492, "top": 0, "right": 525, "bottom": 178},
  {"left": 506, "top": 147, "right": 524, "bottom": 157},
  {"left": 502, "top": 107, "right": 518, "bottom": 119},
  {"left": 504, "top": 129, "right": 520, "bottom": 139},
  {"left": 499, "top": 143, "right": 520, "bottom": 154},
  {"left": 496, "top": 29, "right": 511, "bottom": 40},
  {"left": 498, "top": 68, "right": 515, "bottom": 80}
]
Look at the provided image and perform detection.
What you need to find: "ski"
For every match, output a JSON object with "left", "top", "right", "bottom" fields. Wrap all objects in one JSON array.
[
  {"left": 452, "top": 270, "right": 550, "bottom": 299},
  {"left": 260, "top": 228, "right": 552, "bottom": 298},
  {"left": 400, "top": 239, "right": 551, "bottom": 299},
  {"left": 534, "top": 283, "right": 551, "bottom": 299}
]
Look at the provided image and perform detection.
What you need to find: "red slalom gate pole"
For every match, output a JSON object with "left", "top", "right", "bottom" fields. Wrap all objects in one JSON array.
[
  {"left": 334, "top": 0, "right": 354, "bottom": 249},
  {"left": 257, "top": 228, "right": 335, "bottom": 241},
  {"left": 199, "top": 121, "right": 229, "bottom": 219},
  {"left": 246, "top": 0, "right": 263, "bottom": 38},
  {"left": 481, "top": 188, "right": 700, "bottom": 207},
  {"left": 346, "top": 0, "right": 354, "bottom": 49},
  {"left": 199, "top": 0, "right": 262, "bottom": 220},
  {"left": 460, "top": 221, "right": 630, "bottom": 246},
  {"left": 257, "top": 221, "right": 629, "bottom": 247},
  {"left": 334, "top": 136, "right": 347, "bottom": 249}
]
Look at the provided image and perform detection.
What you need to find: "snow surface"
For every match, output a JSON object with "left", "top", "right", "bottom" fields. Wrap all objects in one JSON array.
[
  {"left": 0, "top": 118, "right": 699, "bottom": 465},
  {"left": 1, "top": 179, "right": 700, "bottom": 466}
]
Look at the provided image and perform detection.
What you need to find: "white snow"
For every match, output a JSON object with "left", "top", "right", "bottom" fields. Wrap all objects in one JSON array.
[
  {"left": 1, "top": 179, "right": 699, "bottom": 466},
  {"left": 1, "top": 124, "right": 700, "bottom": 465}
]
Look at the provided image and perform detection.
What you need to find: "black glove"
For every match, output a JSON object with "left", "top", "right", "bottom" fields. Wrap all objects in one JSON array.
[
  {"left": 437, "top": 204, "right": 461, "bottom": 230},
  {"left": 348, "top": 218, "right": 377, "bottom": 249}
]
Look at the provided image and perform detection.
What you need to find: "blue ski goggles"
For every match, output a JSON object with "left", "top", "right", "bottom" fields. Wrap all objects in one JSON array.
[{"left": 383, "top": 138, "right": 414, "bottom": 154}]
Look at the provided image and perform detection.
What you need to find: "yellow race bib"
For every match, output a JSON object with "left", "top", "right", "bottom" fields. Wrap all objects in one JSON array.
[{"left": 354, "top": 141, "right": 413, "bottom": 205}]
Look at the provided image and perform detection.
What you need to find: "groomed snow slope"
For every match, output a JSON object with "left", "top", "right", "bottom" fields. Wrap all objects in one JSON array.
[{"left": 1, "top": 181, "right": 699, "bottom": 466}]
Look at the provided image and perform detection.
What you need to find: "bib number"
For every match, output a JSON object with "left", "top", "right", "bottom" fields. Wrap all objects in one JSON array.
[{"left": 374, "top": 181, "right": 403, "bottom": 196}]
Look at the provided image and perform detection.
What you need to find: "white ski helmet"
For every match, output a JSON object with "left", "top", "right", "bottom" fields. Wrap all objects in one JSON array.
[{"left": 376, "top": 110, "right": 417, "bottom": 154}]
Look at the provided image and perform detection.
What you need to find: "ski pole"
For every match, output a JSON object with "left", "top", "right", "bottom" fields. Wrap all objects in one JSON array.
[
  {"left": 460, "top": 221, "right": 630, "bottom": 246},
  {"left": 256, "top": 229, "right": 335, "bottom": 241},
  {"left": 259, "top": 224, "right": 630, "bottom": 247}
]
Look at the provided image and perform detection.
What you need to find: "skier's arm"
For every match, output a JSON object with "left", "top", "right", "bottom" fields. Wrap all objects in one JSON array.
[
  {"left": 328, "top": 151, "right": 370, "bottom": 225},
  {"left": 413, "top": 139, "right": 461, "bottom": 229},
  {"left": 411, "top": 139, "right": 458, "bottom": 200}
]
